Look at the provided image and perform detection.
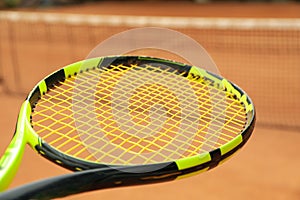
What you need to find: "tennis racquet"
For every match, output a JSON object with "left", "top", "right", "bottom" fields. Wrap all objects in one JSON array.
[{"left": 0, "top": 55, "right": 255, "bottom": 199}]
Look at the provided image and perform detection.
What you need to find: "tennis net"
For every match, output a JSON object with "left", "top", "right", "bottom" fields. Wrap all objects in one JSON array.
[{"left": 0, "top": 11, "right": 299, "bottom": 131}]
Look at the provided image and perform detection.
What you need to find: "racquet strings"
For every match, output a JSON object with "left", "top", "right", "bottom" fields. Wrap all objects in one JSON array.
[{"left": 32, "top": 63, "right": 247, "bottom": 166}]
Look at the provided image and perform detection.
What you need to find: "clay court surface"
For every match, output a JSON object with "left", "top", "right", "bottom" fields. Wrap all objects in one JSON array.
[{"left": 0, "top": 1, "right": 299, "bottom": 199}]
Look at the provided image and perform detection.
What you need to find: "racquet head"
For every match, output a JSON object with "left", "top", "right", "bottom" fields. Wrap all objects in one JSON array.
[{"left": 0, "top": 55, "right": 255, "bottom": 195}]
